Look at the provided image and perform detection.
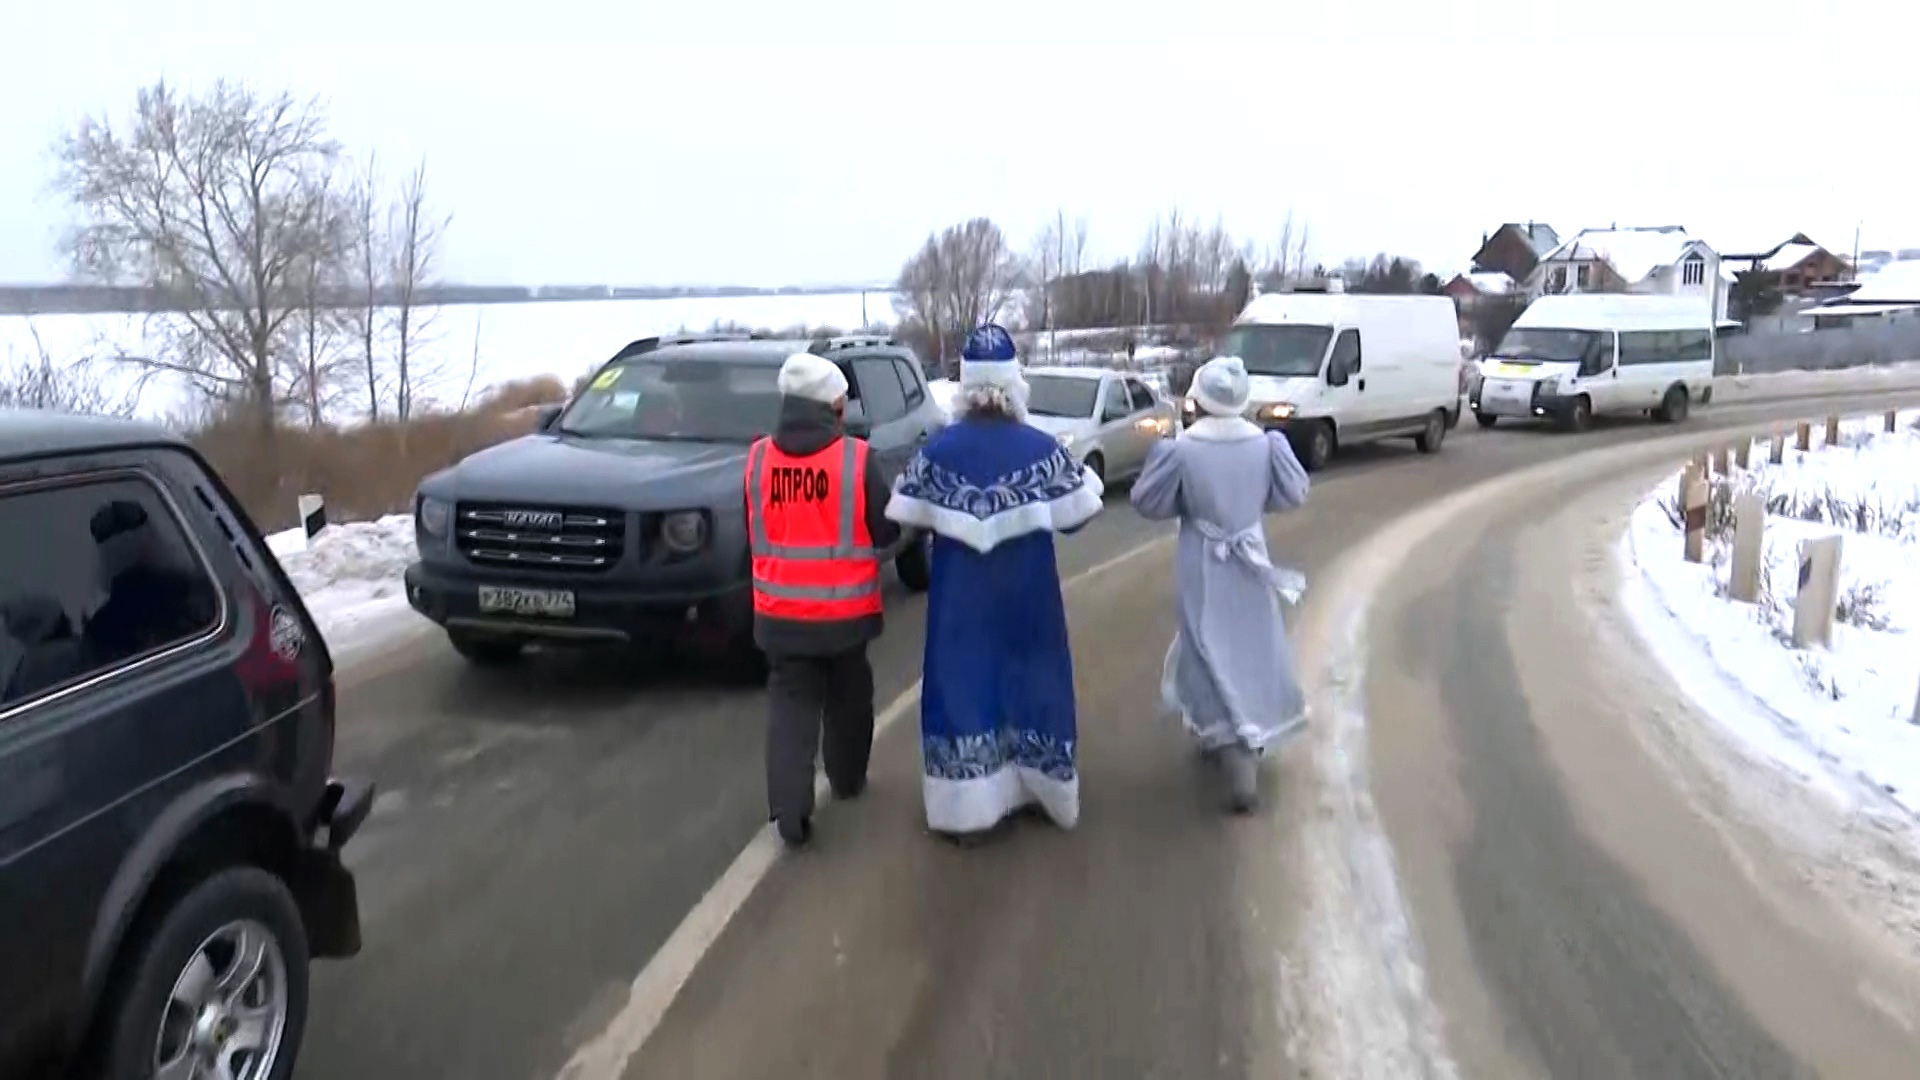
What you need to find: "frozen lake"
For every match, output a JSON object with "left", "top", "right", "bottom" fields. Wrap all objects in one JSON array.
[{"left": 0, "top": 290, "right": 902, "bottom": 420}]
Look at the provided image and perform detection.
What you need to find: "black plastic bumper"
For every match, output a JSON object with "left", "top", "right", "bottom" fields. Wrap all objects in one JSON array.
[
  {"left": 403, "top": 560, "right": 753, "bottom": 646},
  {"left": 295, "top": 778, "right": 375, "bottom": 960}
]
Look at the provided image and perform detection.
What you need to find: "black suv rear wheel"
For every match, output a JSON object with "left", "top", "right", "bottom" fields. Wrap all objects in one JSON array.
[{"left": 93, "top": 867, "right": 309, "bottom": 1080}]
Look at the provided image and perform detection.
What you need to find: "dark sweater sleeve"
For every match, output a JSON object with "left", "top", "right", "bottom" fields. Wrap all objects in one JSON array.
[{"left": 863, "top": 455, "right": 902, "bottom": 549}]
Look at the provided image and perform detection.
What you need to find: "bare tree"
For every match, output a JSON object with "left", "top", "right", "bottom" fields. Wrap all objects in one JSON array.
[
  {"left": 53, "top": 80, "right": 341, "bottom": 450},
  {"left": 282, "top": 171, "right": 352, "bottom": 426},
  {"left": 1025, "top": 210, "right": 1092, "bottom": 352},
  {"left": 345, "top": 154, "right": 387, "bottom": 420},
  {"left": 895, "top": 217, "right": 1020, "bottom": 375},
  {"left": 0, "top": 323, "right": 136, "bottom": 416},
  {"left": 390, "top": 159, "right": 449, "bottom": 419}
]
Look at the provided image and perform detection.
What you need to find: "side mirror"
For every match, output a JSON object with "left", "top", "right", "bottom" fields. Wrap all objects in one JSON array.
[
  {"left": 1326, "top": 356, "right": 1350, "bottom": 387},
  {"left": 842, "top": 404, "right": 873, "bottom": 439},
  {"left": 534, "top": 403, "right": 563, "bottom": 432}
]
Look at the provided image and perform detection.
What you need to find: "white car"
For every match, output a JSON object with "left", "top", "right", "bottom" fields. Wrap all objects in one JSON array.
[{"left": 1021, "top": 366, "right": 1179, "bottom": 485}]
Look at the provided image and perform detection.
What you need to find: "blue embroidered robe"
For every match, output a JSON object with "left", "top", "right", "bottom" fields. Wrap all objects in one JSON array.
[{"left": 884, "top": 415, "right": 1104, "bottom": 833}]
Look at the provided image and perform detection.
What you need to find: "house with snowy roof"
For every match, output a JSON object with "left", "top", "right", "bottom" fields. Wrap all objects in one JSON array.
[
  {"left": 1525, "top": 225, "right": 1730, "bottom": 321},
  {"left": 1469, "top": 222, "right": 1560, "bottom": 282},
  {"left": 1715, "top": 232, "right": 1850, "bottom": 292},
  {"left": 1799, "top": 260, "right": 1920, "bottom": 326}
]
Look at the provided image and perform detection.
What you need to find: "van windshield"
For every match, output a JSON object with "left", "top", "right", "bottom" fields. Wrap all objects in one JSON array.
[
  {"left": 1220, "top": 324, "right": 1332, "bottom": 378},
  {"left": 557, "top": 358, "right": 783, "bottom": 442},
  {"left": 1493, "top": 328, "right": 1600, "bottom": 364}
]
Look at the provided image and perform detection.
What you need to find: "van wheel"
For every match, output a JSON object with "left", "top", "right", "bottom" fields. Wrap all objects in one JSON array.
[
  {"left": 894, "top": 530, "right": 932, "bottom": 593},
  {"left": 1653, "top": 385, "right": 1690, "bottom": 423},
  {"left": 1559, "top": 396, "right": 1593, "bottom": 433},
  {"left": 92, "top": 867, "right": 310, "bottom": 1080},
  {"left": 1414, "top": 409, "right": 1448, "bottom": 453},
  {"left": 1296, "top": 422, "right": 1335, "bottom": 471},
  {"left": 1474, "top": 411, "right": 1499, "bottom": 429},
  {"left": 447, "top": 630, "right": 524, "bottom": 667}
]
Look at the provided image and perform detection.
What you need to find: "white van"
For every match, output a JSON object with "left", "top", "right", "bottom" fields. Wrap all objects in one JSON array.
[
  {"left": 1471, "top": 294, "right": 1715, "bottom": 431},
  {"left": 1186, "top": 288, "right": 1463, "bottom": 470}
]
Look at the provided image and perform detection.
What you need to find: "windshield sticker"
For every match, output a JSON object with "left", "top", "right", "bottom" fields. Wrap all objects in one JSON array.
[
  {"left": 590, "top": 368, "right": 621, "bottom": 391},
  {"left": 610, "top": 390, "right": 641, "bottom": 410}
]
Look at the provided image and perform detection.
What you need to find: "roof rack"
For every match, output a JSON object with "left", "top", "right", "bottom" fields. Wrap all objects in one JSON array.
[
  {"left": 808, "top": 334, "right": 898, "bottom": 354},
  {"left": 610, "top": 332, "right": 759, "bottom": 361}
]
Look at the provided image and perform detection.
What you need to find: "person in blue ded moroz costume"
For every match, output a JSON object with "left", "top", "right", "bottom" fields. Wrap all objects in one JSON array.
[{"left": 884, "top": 323, "right": 1105, "bottom": 843}]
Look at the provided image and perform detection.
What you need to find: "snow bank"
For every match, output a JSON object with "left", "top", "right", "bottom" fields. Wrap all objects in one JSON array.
[
  {"left": 1624, "top": 411, "right": 1920, "bottom": 813},
  {"left": 265, "top": 515, "right": 423, "bottom": 659}
]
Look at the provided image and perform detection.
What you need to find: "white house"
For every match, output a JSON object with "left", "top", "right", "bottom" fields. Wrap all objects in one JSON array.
[{"left": 1525, "top": 226, "right": 1731, "bottom": 321}]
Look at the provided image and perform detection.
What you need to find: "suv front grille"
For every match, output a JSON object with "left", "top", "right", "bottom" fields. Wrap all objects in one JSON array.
[{"left": 454, "top": 502, "right": 626, "bottom": 572}]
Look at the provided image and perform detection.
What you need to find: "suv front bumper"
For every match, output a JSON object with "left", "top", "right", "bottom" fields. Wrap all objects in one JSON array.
[{"left": 403, "top": 560, "right": 754, "bottom": 646}]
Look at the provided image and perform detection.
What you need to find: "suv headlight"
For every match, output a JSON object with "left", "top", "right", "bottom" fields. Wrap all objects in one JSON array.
[
  {"left": 417, "top": 496, "right": 451, "bottom": 537},
  {"left": 1056, "top": 431, "right": 1075, "bottom": 448},
  {"left": 1257, "top": 402, "right": 1296, "bottom": 422},
  {"left": 661, "top": 510, "right": 709, "bottom": 554}
]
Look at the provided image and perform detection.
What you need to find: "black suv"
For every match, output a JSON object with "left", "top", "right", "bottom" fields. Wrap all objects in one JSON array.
[
  {"left": 403, "top": 333, "right": 943, "bottom": 677},
  {"left": 0, "top": 411, "right": 372, "bottom": 1080}
]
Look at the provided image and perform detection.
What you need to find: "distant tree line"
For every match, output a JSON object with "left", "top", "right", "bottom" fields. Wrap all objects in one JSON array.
[{"left": 891, "top": 209, "right": 1441, "bottom": 374}]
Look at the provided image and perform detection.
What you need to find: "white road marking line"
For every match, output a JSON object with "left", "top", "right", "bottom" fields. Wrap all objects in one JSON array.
[{"left": 553, "top": 534, "right": 1173, "bottom": 1080}]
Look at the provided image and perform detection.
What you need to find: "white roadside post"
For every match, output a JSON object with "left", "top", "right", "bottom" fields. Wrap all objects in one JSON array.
[
  {"left": 1682, "top": 466, "right": 1708, "bottom": 564},
  {"left": 1791, "top": 535, "right": 1843, "bottom": 649},
  {"left": 1824, "top": 414, "right": 1841, "bottom": 446},
  {"left": 1728, "top": 490, "right": 1765, "bottom": 603},
  {"left": 1769, "top": 431, "right": 1786, "bottom": 464},
  {"left": 1735, "top": 439, "right": 1751, "bottom": 470},
  {"left": 299, "top": 493, "right": 328, "bottom": 541}
]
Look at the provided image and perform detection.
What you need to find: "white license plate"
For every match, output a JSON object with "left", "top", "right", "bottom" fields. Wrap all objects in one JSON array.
[
  {"left": 477, "top": 585, "right": 576, "bottom": 618},
  {"left": 1479, "top": 379, "right": 1535, "bottom": 415}
]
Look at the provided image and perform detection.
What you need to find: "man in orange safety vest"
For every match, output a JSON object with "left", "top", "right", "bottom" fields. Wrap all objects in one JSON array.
[{"left": 745, "top": 352, "right": 901, "bottom": 846}]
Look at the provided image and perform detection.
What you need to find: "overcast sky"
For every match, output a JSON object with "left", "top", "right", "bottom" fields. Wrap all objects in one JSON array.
[{"left": 3, "top": 1, "right": 1914, "bottom": 289}]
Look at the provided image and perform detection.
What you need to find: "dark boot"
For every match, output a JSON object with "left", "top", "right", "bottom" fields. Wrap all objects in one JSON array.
[{"left": 776, "top": 812, "right": 812, "bottom": 847}]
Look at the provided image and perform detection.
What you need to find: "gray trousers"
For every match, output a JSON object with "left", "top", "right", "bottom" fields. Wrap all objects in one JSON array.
[{"left": 765, "top": 647, "right": 876, "bottom": 823}]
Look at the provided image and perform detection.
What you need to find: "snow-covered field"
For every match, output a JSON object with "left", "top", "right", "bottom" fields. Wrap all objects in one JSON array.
[
  {"left": 0, "top": 292, "right": 900, "bottom": 420},
  {"left": 1623, "top": 411, "right": 1920, "bottom": 814},
  {"left": 266, "top": 515, "right": 424, "bottom": 663}
]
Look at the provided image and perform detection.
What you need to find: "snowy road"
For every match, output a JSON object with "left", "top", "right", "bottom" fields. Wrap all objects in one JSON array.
[{"left": 288, "top": 376, "right": 1920, "bottom": 1080}]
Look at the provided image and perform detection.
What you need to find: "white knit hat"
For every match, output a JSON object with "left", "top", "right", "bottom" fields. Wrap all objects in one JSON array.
[
  {"left": 1192, "top": 355, "right": 1251, "bottom": 417},
  {"left": 776, "top": 353, "right": 849, "bottom": 405}
]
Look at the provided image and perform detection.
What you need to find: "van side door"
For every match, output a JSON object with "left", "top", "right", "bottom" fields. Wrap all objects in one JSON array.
[
  {"left": 1324, "top": 328, "right": 1374, "bottom": 430},
  {"left": 1576, "top": 330, "right": 1624, "bottom": 411}
]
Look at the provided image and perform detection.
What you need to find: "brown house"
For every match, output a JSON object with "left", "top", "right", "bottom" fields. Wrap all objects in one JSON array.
[
  {"left": 1470, "top": 222, "right": 1561, "bottom": 282},
  {"left": 1719, "top": 233, "right": 1850, "bottom": 291}
]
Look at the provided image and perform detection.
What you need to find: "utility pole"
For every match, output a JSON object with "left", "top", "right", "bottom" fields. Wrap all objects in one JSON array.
[{"left": 1852, "top": 222, "right": 1862, "bottom": 282}]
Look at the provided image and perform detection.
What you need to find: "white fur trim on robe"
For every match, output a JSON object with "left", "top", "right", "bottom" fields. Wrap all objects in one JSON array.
[
  {"left": 885, "top": 449, "right": 1104, "bottom": 555},
  {"left": 922, "top": 765, "right": 1080, "bottom": 833}
]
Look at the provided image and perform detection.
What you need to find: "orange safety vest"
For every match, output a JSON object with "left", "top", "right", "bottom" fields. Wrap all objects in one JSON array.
[{"left": 745, "top": 435, "right": 883, "bottom": 622}]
